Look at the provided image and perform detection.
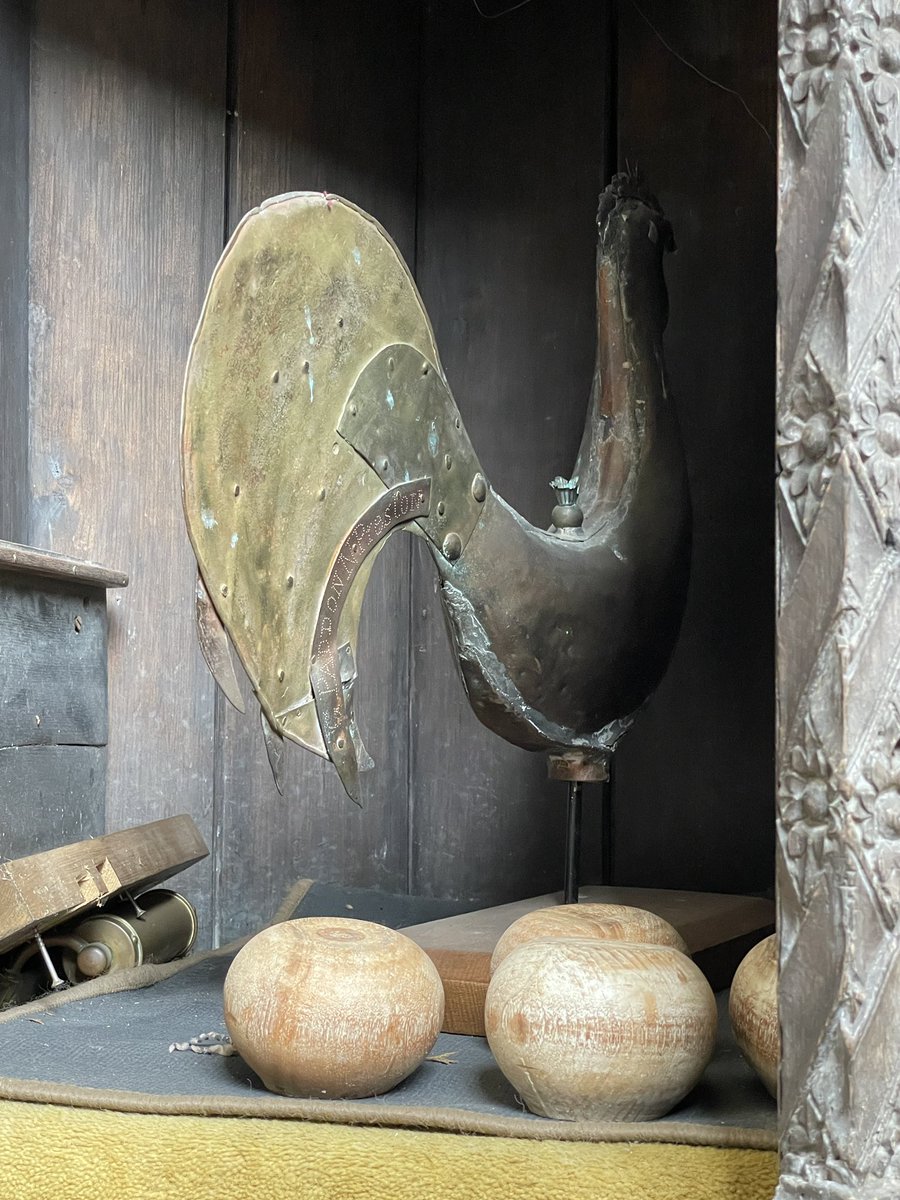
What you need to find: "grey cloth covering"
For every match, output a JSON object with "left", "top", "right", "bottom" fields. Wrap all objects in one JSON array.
[{"left": 0, "top": 881, "right": 776, "bottom": 1148}]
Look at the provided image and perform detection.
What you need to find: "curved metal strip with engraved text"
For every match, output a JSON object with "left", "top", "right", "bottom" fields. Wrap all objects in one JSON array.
[{"left": 310, "top": 478, "right": 431, "bottom": 803}]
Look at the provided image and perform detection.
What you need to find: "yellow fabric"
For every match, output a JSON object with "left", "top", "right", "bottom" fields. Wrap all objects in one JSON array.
[{"left": 0, "top": 1099, "right": 778, "bottom": 1200}]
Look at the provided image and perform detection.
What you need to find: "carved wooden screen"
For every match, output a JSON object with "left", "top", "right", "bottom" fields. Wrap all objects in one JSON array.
[{"left": 777, "top": 1, "right": 900, "bottom": 1195}]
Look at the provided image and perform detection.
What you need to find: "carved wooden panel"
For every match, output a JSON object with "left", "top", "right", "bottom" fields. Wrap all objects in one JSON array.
[{"left": 777, "top": 1, "right": 900, "bottom": 1194}]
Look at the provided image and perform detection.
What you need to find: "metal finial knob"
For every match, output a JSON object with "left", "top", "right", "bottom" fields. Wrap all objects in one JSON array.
[
  {"left": 76, "top": 942, "right": 113, "bottom": 978},
  {"left": 550, "top": 476, "right": 584, "bottom": 532}
]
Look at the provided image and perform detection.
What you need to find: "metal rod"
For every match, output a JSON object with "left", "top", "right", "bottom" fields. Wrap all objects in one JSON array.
[
  {"left": 600, "top": 760, "right": 614, "bottom": 886},
  {"left": 563, "top": 780, "right": 583, "bottom": 904},
  {"left": 33, "top": 931, "right": 67, "bottom": 991}
]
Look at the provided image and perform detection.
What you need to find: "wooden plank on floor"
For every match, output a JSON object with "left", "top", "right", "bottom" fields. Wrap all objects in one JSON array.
[
  {"left": 410, "top": 0, "right": 614, "bottom": 903},
  {"left": 214, "top": 0, "right": 421, "bottom": 943},
  {"left": 405, "top": 886, "right": 776, "bottom": 1035},
  {"left": 27, "top": 0, "right": 228, "bottom": 942}
]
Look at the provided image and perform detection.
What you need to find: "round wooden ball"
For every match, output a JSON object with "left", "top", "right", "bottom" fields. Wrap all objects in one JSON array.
[
  {"left": 729, "top": 933, "right": 778, "bottom": 1097},
  {"left": 485, "top": 938, "right": 717, "bottom": 1121},
  {"left": 223, "top": 918, "right": 444, "bottom": 1099},
  {"left": 490, "top": 902, "right": 688, "bottom": 974}
]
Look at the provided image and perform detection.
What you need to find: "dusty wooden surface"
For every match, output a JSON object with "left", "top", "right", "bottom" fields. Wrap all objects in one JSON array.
[
  {"left": 0, "top": 815, "right": 208, "bottom": 954},
  {"left": 614, "top": 0, "right": 776, "bottom": 896},
  {"left": 0, "top": 558, "right": 118, "bottom": 861},
  {"left": 0, "top": 0, "right": 29, "bottom": 544},
  {"left": 775, "top": 2, "right": 900, "bottom": 1192},
  {"left": 26, "top": 0, "right": 226, "bottom": 939},
  {"left": 406, "top": 885, "right": 775, "bottom": 956},
  {"left": 0, "top": 573, "right": 109, "bottom": 749}
]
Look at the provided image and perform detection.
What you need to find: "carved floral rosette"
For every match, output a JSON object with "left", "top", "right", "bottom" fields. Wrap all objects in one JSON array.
[{"left": 778, "top": 1, "right": 900, "bottom": 1196}]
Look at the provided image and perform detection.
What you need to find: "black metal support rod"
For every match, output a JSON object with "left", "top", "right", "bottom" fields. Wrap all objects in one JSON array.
[
  {"left": 600, "top": 762, "right": 613, "bottom": 886},
  {"left": 563, "top": 780, "right": 583, "bottom": 904}
]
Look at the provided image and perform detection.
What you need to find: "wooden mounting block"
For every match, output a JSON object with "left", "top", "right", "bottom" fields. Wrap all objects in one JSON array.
[{"left": 403, "top": 886, "right": 775, "bottom": 1036}]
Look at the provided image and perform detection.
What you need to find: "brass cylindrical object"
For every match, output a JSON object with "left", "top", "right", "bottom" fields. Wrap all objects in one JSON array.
[{"left": 62, "top": 890, "right": 198, "bottom": 983}]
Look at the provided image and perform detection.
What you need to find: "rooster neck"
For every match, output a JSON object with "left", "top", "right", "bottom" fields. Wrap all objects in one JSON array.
[{"left": 574, "top": 202, "right": 675, "bottom": 540}]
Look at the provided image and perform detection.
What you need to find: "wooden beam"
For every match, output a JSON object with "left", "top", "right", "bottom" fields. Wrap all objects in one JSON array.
[
  {"left": 0, "top": 0, "right": 29, "bottom": 543},
  {"left": 0, "top": 541, "right": 127, "bottom": 590},
  {"left": 27, "top": 0, "right": 226, "bottom": 943}
]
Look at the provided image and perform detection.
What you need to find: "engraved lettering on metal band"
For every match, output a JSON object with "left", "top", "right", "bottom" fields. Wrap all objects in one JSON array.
[{"left": 310, "top": 478, "right": 431, "bottom": 804}]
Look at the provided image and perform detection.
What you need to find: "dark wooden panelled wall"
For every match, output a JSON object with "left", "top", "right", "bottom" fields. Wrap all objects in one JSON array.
[{"left": 0, "top": 0, "right": 775, "bottom": 943}]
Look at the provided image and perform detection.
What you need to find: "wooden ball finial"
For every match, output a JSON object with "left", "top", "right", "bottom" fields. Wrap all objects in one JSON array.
[
  {"left": 486, "top": 938, "right": 716, "bottom": 1122},
  {"left": 729, "top": 933, "right": 778, "bottom": 1097},
  {"left": 490, "top": 902, "right": 688, "bottom": 974},
  {"left": 224, "top": 918, "right": 444, "bottom": 1099}
]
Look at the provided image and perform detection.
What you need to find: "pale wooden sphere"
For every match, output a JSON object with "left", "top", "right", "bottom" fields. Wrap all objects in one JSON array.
[
  {"left": 223, "top": 918, "right": 444, "bottom": 1099},
  {"left": 490, "top": 902, "right": 688, "bottom": 974},
  {"left": 485, "top": 937, "right": 717, "bottom": 1121},
  {"left": 729, "top": 933, "right": 778, "bottom": 1097}
]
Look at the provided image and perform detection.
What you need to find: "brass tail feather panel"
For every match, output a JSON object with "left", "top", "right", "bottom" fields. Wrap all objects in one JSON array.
[
  {"left": 339, "top": 345, "right": 485, "bottom": 559},
  {"left": 182, "top": 193, "right": 441, "bottom": 770}
]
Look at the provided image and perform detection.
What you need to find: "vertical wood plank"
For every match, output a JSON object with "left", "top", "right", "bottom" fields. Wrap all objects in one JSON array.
[
  {"left": 27, "top": 0, "right": 227, "bottom": 938},
  {"left": 0, "top": 0, "right": 30, "bottom": 543},
  {"left": 411, "top": 0, "right": 613, "bottom": 901},
  {"left": 216, "top": 0, "right": 420, "bottom": 942},
  {"left": 614, "top": 0, "right": 776, "bottom": 894}
]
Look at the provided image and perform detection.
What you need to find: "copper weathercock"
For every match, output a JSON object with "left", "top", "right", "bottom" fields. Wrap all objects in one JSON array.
[{"left": 181, "top": 174, "right": 691, "bottom": 808}]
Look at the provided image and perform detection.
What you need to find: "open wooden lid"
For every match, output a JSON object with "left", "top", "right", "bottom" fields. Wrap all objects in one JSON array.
[{"left": 0, "top": 816, "right": 208, "bottom": 955}]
